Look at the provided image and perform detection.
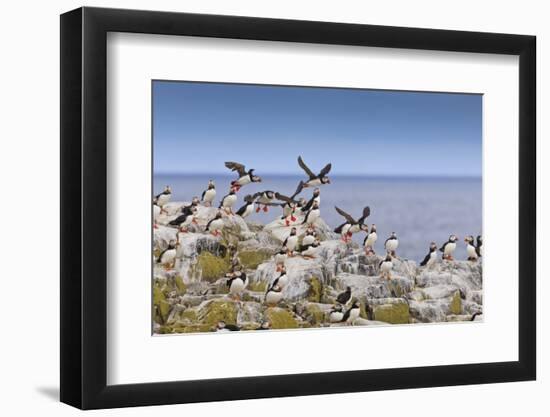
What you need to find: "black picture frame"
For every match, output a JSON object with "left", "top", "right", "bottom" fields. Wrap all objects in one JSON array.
[{"left": 60, "top": 6, "right": 536, "bottom": 410}]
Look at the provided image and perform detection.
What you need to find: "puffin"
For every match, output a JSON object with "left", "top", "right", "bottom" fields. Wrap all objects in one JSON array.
[
  {"left": 302, "top": 227, "right": 317, "bottom": 247},
  {"left": 302, "top": 200, "right": 320, "bottom": 227},
  {"left": 227, "top": 270, "right": 248, "bottom": 300},
  {"left": 476, "top": 235, "right": 483, "bottom": 257},
  {"left": 201, "top": 180, "right": 216, "bottom": 206},
  {"left": 341, "top": 300, "right": 361, "bottom": 325},
  {"left": 271, "top": 266, "right": 289, "bottom": 289},
  {"left": 274, "top": 248, "right": 288, "bottom": 271},
  {"left": 274, "top": 182, "right": 304, "bottom": 225},
  {"left": 379, "top": 253, "right": 393, "bottom": 280},
  {"left": 156, "top": 239, "right": 179, "bottom": 269},
  {"left": 298, "top": 239, "right": 320, "bottom": 258},
  {"left": 363, "top": 224, "right": 378, "bottom": 254},
  {"left": 265, "top": 283, "right": 283, "bottom": 306},
  {"left": 334, "top": 206, "right": 371, "bottom": 243},
  {"left": 295, "top": 197, "right": 309, "bottom": 217},
  {"left": 336, "top": 286, "right": 352, "bottom": 305},
  {"left": 384, "top": 232, "right": 399, "bottom": 257},
  {"left": 420, "top": 242, "right": 438, "bottom": 267},
  {"left": 224, "top": 161, "right": 262, "bottom": 192},
  {"left": 219, "top": 190, "right": 238, "bottom": 215},
  {"left": 154, "top": 185, "right": 172, "bottom": 208},
  {"left": 302, "top": 187, "right": 321, "bottom": 212},
  {"left": 464, "top": 235, "right": 479, "bottom": 261},
  {"left": 181, "top": 196, "right": 200, "bottom": 216},
  {"left": 215, "top": 321, "right": 240, "bottom": 332},
  {"left": 205, "top": 211, "right": 224, "bottom": 236},
  {"left": 297, "top": 156, "right": 332, "bottom": 187},
  {"left": 153, "top": 198, "right": 162, "bottom": 229},
  {"left": 168, "top": 205, "right": 198, "bottom": 228},
  {"left": 252, "top": 190, "right": 276, "bottom": 212},
  {"left": 235, "top": 194, "right": 256, "bottom": 219},
  {"left": 440, "top": 234, "right": 459, "bottom": 260},
  {"left": 282, "top": 227, "right": 298, "bottom": 256},
  {"left": 329, "top": 304, "right": 344, "bottom": 323}
]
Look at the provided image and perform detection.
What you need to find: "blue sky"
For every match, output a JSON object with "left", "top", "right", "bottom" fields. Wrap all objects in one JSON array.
[{"left": 153, "top": 81, "right": 482, "bottom": 177}]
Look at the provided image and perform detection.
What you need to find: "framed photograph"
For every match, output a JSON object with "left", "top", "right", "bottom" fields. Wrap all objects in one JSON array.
[{"left": 60, "top": 6, "right": 536, "bottom": 409}]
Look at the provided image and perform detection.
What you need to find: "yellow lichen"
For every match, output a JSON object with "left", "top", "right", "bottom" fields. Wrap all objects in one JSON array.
[
  {"left": 197, "top": 252, "right": 231, "bottom": 282},
  {"left": 449, "top": 291, "right": 462, "bottom": 315},
  {"left": 307, "top": 276, "right": 322, "bottom": 302},
  {"left": 199, "top": 299, "right": 238, "bottom": 326},
  {"left": 265, "top": 307, "right": 298, "bottom": 329},
  {"left": 373, "top": 302, "right": 409, "bottom": 324},
  {"left": 238, "top": 250, "right": 272, "bottom": 270}
]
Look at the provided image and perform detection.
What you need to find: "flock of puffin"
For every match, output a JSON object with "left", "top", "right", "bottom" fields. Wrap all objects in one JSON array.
[{"left": 153, "top": 156, "right": 483, "bottom": 327}]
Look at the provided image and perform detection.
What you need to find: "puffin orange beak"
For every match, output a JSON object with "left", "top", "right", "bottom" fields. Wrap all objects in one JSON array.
[{"left": 192, "top": 218, "right": 198, "bottom": 224}]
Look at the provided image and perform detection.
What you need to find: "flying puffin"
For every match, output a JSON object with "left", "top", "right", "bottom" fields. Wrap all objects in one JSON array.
[
  {"left": 384, "top": 232, "right": 399, "bottom": 257},
  {"left": 224, "top": 161, "right": 262, "bottom": 192},
  {"left": 302, "top": 187, "right": 321, "bottom": 212},
  {"left": 336, "top": 286, "right": 352, "bottom": 305},
  {"left": 476, "top": 235, "right": 483, "bottom": 257},
  {"left": 420, "top": 242, "right": 438, "bottom": 267},
  {"left": 464, "top": 236, "right": 479, "bottom": 261},
  {"left": 205, "top": 211, "right": 224, "bottom": 236},
  {"left": 227, "top": 270, "right": 248, "bottom": 300},
  {"left": 201, "top": 180, "right": 216, "bottom": 206},
  {"left": 282, "top": 227, "right": 298, "bottom": 256},
  {"left": 181, "top": 196, "right": 200, "bottom": 216},
  {"left": 168, "top": 205, "right": 198, "bottom": 228},
  {"left": 379, "top": 253, "right": 393, "bottom": 280},
  {"left": 215, "top": 321, "right": 240, "bottom": 332},
  {"left": 440, "top": 234, "right": 458, "bottom": 260},
  {"left": 329, "top": 304, "right": 344, "bottom": 323},
  {"left": 265, "top": 283, "right": 283, "bottom": 306},
  {"left": 363, "top": 224, "right": 378, "bottom": 255},
  {"left": 154, "top": 185, "right": 172, "bottom": 209},
  {"left": 156, "top": 239, "right": 179, "bottom": 269},
  {"left": 235, "top": 194, "right": 255, "bottom": 219},
  {"left": 334, "top": 206, "right": 371, "bottom": 243},
  {"left": 341, "top": 300, "right": 361, "bottom": 325},
  {"left": 271, "top": 266, "right": 289, "bottom": 289},
  {"left": 297, "top": 156, "right": 332, "bottom": 187},
  {"left": 298, "top": 239, "right": 320, "bottom": 258},
  {"left": 274, "top": 182, "right": 304, "bottom": 225},
  {"left": 302, "top": 200, "right": 320, "bottom": 227},
  {"left": 252, "top": 190, "right": 276, "bottom": 212},
  {"left": 302, "top": 227, "right": 317, "bottom": 247},
  {"left": 219, "top": 189, "right": 238, "bottom": 215}
]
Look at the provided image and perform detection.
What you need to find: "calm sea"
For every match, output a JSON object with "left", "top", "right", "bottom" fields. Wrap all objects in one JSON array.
[{"left": 154, "top": 174, "right": 482, "bottom": 262}]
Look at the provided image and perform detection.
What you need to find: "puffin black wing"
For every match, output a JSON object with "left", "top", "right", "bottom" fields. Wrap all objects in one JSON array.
[
  {"left": 224, "top": 323, "right": 241, "bottom": 331},
  {"left": 154, "top": 189, "right": 169, "bottom": 200},
  {"left": 319, "top": 162, "right": 332, "bottom": 177},
  {"left": 336, "top": 289, "right": 351, "bottom": 304},
  {"left": 439, "top": 241, "right": 449, "bottom": 252},
  {"left": 224, "top": 161, "right": 247, "bottom": 177},
  {"left": 290, "top": 181, "right": 305, "bottom": 199},
  {"left": 205, "top": 217, "right": 216, "bottom": 231},
  {"left": 169, "top": 213, "right": 189, "bottom": 226},
  {"left": 218, "top": 193, "right": 231, "bottom": 208},
  {"left": 235, "top": 202, "right": 248, "bottom": 216},
  {"left": 420, "top": 252, "right": 431, "bottom": 266},
  {"left": 302, "top": 196, "right": 316, "bottom": 212},
  {"left": 274, "top": 192, "right": 293, "bottom": 204},
  {"left": 363, "top": 234, "right": 369, "bottom": 246},
  {"left": 335, "top": 206, "right": 356, "bottom": 224},
  {"left": 385, "top": 236, "right": 396, "bottom": 246},
  {"left": 334, "top": 222, "right": 348, "bottom": 234},
  {"left": 357, "top": 206, "right": 371, "bottom": 223},
  {"left": 156, "top": 247, "right": 169, "bottom": 263},
  {"left": 297, "top": 156, "right": 316, "bottom": 179},
  {"left": 341, "top": 308, "right": 351, "bottom": 322},
  {"left": 201, "top": 189, "right": 206, "bottom": 200}
]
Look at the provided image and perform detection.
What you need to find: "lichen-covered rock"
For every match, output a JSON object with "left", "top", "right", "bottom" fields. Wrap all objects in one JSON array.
[
  {"left": 371, "top": 298, "right": 410, "bottom": 324},
  {"left": 197, "top": 299, "right": 238, "bottom": 326},
  {"left": 238, "top": 250, "right": 273, "bottom": 270},
  {"left": 197, "top": 252, "right": 231, "bottom": 282},
  {"left": 265, "top": 307, "right": 299, "bottom": 329}
]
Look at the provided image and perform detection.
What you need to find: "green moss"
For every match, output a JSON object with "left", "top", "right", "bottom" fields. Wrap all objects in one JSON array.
[
  {"left": 305, "top": 304, "right": 325, "bottom": 325},
  {"left": 198, "top": 252, "right": 231, "bottom": 282},
  {"left": 265, "top": 307, "right": 298, "bottom": 329},
  {"left": 373, "top": 302, "right": 410, "bottom": 324},
  {"left": 153, "top": 285, "right": 170, "bottom": 324},
  {"left": 247, "top": 280, "right": 267, "bottom": 292},
  {"left": 307, "top": 277, "right": 322, "bottom": 303},
  {"left": 174, "top": 275, "right": 187, "bottom": 294},
  {"left": 179, "top": 308, "right": 198, "bottom": 322},
  {"left": 199, "top": 300, "right": 238, "bottom": 327},
  {"left": 238, "top": 250, "right": 271, "bottom": 270},
  {"left": 449, "top": 291, "right": 462, "bottom": 315}
]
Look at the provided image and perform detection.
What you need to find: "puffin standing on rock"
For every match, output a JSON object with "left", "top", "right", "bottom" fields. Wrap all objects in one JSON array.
[
  {"left": 440, "top": 235, "right": 459, "bottom": 260},
  {"left": 298, "top": 239, "right": 321, "bottom": 259},
  {"left": 205, "top": 211, "right": 224, "bottom": 236},
  {"left": 297, "top": 156, "right": 332, "bottom": 187},
  {"left": 334, "top": 206, "right": 371, "bottom": 243},
  {"left": 302, "top": 200, "right": 321, "bottom": 227},
  {"left": 156, "top": 240, "right": 179, "bottom": 270},
  {"left": 224, "top": 161, "right": 262, "bottom": 192},
  {"left": 274, "top": 248, "right": 288, "bottom": 271},
  {"left": 476, "top": 235, "right": 483, "bottom": 257},
  {"left": 271, "top": 266, "right": 289, "bottom": 289},
  {"left": 384, "top": 232, "right": 399, "bottom": 257},
  {"left": 219, "top": 190, "right": 238, "bottom": 215},
  {"left": 168, "top": 205, "right": 198, "bottom": 229},
  {"left": 227, "top": 270, "right": 248, "bottom": 300},
  {"left": 235, "top": 194, "right": 255, "bottom": 219},
  {"left": 282, "top": 227, "right": 298, "bottom": 256},
  {"left": 302, "top": 187, "right": 321, "bottom": 212},
  {"left": 154, "top": 185, "right": 172, "bottom": 209},
  {"left": 420, "top": 242, "right": 438, "bottom": 267},
  {"left": 379, "top": 253, "right": 393, "bottom": 280},
  {"left": 341, "top": 300, "right": 361, "bottom": 325},
  {"left": 265, "top": 284, "right": 283, "bottom": 306},
  {"left": 201, "top": 180, "right": 216, "bottom": 206},
  {"left": 181, "top": 196, "right": 200, "bottom": 216},
  {"left": 329, "top": 304, "right": 344, "bottom": 323},
  {"left": 465, "top": 236, "right": 479, "bottom": 261},
  {"left": 363, "top": 224, "right": 378, "bottom": 255},
  {"left": 302, "top": 226, "right": 317, "bottom": 247}
]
